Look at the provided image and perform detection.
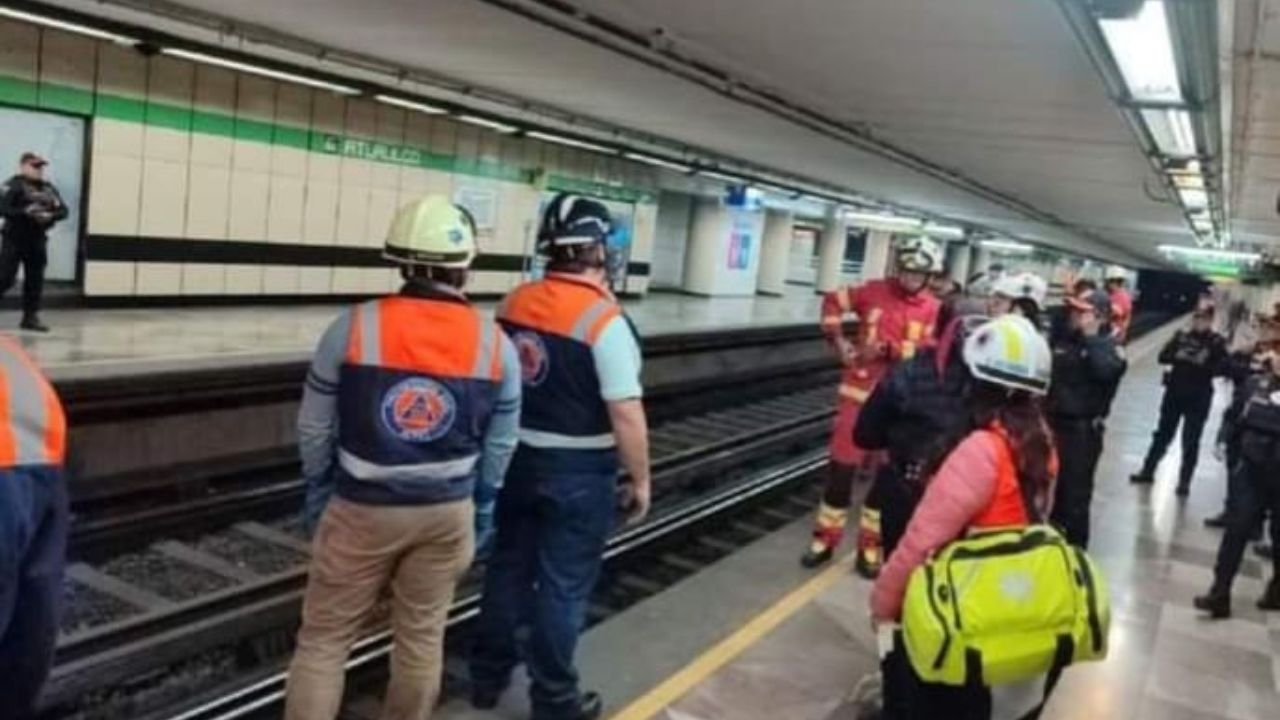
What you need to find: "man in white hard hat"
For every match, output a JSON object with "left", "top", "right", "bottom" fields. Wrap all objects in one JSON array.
[{"left": 283, "top": 195, "right": 521, "bottom": 720}]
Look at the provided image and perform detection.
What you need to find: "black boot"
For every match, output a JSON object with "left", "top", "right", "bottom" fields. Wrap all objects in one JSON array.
[
  {"left": 1129, "top": 469, "right": 1155, "bottom": 485},
  {"left": 1258, "top": 580, "right": 1280, "bottom": 611},
  {"left": 558, "top": 692, "right": 603, "bottom": 720},
  {"left": 19, "top": 316, "right": 48, "bottom": 333},
  {"left": 1175, "top": 480, "right": 1191, "bottom": 498},
  {"left": 1204, "top": 513, "right": 1228, "bottom": 529},
  {"left": 1193, "top": 589, "right": 1231, "bottom": 619},
  {"left": 1255, "top": 542, "right": 1273, "bottom": 560}
]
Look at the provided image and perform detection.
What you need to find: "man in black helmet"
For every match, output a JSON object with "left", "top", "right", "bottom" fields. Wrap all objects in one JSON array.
[{"left": 471, "top": 193, "right": 651, "bottom": 720}]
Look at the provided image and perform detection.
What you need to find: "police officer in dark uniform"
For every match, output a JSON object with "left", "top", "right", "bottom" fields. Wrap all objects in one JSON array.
[
  {"left": 0, "top": 152, "right": 68, "bottom": 332},
  {"left": 1048, "top": 288, "right": 1127, "bottom": 549},
  {"left": 1194, "top": 349, "right": 1280, "bottom": 618},
  {"left": 1204, "top": 346, "right": 1266, "bottom": 529},
  {"left": 1130, "top": 305, "right": 1227, "bottom": 495}
]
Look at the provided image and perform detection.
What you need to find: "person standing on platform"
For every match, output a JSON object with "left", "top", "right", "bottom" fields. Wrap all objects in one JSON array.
[
  {"left": 470, "top": 193, "right": 650, "bottom": 720},
  {"left": 1047, "top": 288, "right": 1126, "bottom": 549},
  {"left": 987, "top": 272, "right": 1048, "bottom": 331},
  {"left": 283, "top": 196, "right": 521, "bottom": 720},
  {"left": 0, "top": 336, "right": 67, "bottom": 720},
  {"left": 1194, "top": 345, "right": 1280, "bottom": 618},
  {"left": 801, "top": 237, "right": 943, "bottom": 575},
  {"left": 0, "top": 153, "right": 68, "bottom": 333},
  {"left": 1105, "top": 266, "right": 1133, "bottom": 344},
  {"left": 1205, "top": 344, "right": 1266, "bottom": 529},
  {"left": 1129, "top": 305, "right": 1227, "bottom": 495}
]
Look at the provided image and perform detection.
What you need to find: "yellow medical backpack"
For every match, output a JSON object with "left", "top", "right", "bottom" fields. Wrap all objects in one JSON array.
[{"left": 900, "top": 524, "right": 1110, "bottom": 687}]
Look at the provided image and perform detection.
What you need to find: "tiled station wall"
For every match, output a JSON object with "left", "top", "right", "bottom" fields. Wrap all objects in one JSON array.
[{"left": 0, "top": 20, "right": 658, "bottom": 298}]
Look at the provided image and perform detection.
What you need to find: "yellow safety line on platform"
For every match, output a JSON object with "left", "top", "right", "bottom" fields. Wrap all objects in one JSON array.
[{"left": 606, "top": 556, "right": 852, "bottom": 720}]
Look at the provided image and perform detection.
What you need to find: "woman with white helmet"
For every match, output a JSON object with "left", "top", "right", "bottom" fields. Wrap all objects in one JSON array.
[
  {"left": 988, "top": 272, "right": 1048, "bottom": 330},
  {"left": 871, "top": 315, "right": 1063, "bottom": 719}
]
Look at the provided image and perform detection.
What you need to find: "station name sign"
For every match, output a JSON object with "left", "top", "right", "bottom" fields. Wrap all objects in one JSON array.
[{"left": 316, "top": 134, "right": 424, "bottom": 166}]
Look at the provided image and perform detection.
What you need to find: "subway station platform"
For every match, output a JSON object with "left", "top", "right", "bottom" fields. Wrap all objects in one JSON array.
[
  {"left": 418, "top": 321, "right": 1280, "bottom": 720},
  {"left": 3, "top": 287, "right": 820, "bottom": 383}
]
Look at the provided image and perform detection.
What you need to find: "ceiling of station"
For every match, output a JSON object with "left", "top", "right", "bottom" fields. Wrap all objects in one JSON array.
[
  {"left": 50, "top": 0, "right": 1200, "bottom": 264},
  {"left": 1230, "top": 0, "right": 1280, "bottom": 249}
]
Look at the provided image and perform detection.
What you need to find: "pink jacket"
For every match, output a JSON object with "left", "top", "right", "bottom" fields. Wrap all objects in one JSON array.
[{"left": 869, "top": 431, "right": 1054, "bottom": 621}]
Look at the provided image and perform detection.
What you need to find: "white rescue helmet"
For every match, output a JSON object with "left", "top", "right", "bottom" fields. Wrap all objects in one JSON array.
[
  {"left": 895, "top": 236, "right": 944, "bottom": 274},
  {"left": 384, "top": 195, "right": 477, "bottom": 268},
  {"left": 991, "top": 272, "right": 1049, "bottom": 311},
  {"left": 1104, "top": 265, "right": 1128, "bottom": 281},
  {"left": 962, "top": 314, "right": 1052, "bottom": 395}
]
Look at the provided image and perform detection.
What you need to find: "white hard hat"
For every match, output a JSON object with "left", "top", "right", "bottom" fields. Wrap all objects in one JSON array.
[
  {"left": 963, "top": 315, "right": 1052, "bottom": 395},
  {"left": 991, "top": 272, "right": 1048, "bottom": 310},
  {"left": 895, "top": 236, "right": 944, "bottom": 274},
  {"left": 384, "top": 195, "right": 477, "bottom": 268},
  {"left": 1104, "top": 265, "right": 1128, "bottom": 280}
]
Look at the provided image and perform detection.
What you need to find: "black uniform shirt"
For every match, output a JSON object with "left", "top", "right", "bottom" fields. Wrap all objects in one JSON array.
[
  {"left": 1159, "top": 329, "right": 1227, "bottom": 397},
  {"left": 0, "top": 174, "right": 67, "bottom": 243},
  {"left": 1047, "top": 331, "right": 1127, "bottom": 420}
]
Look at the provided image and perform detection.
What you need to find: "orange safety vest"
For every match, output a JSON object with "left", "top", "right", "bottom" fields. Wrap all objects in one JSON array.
[
  {"left": 334, "top": 295, "right": 503, "bottom": 505},
  {"left": 969, "top": 425, "right": 1058, "bottom": 530},
  {"left": 0, "top": 335, "right": 65, "bottom": 468}
]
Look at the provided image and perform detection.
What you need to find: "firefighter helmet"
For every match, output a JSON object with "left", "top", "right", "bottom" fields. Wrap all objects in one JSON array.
[
  {"left": 991, "top": 272, "right": 1049, "bottom": 311},
  {"left": 963, "top": 315, "right": 1052, "bottom": 395},
  {"left": 384, "top": 195, "right": 477, "bottom": 268},
  {"left": 895, "top": 236, "right": 944, "bottom": 274}
]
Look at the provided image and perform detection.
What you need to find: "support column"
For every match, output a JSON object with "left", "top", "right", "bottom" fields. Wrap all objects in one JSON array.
[
  {"left": 757, "top": 209, "right": 793, "bottom": 296},
  {"left": 861, "top": 229, "right": 893, "bottom": 282},
  {"left": 816, "top": 208, "right": 846, "bottom": 293},
  {"left": 682, "top": 197, "right": 765, "bottom": 296},
  {"left": 947, "top": 241, "right": 972, "bottom": 285},
  {"left": 970, "top": 245, "right": 992, "bottom": 281}
]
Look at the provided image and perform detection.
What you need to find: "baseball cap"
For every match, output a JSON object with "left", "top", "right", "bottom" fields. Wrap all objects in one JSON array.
[
  {"left": 20, "top": 152, "right": 48, "bottom": 167},
  {"left": 1065, "top": 288, "right": 1111, "bottom": 317}
]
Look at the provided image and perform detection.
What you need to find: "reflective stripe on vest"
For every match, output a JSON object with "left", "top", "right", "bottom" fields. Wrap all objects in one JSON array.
[
  {"left": 970, "top": 428, "right": 1031, "bottom": 529},
  {"left": 338, "top": 297, "right": 501, "bottom": 487},
  {"left": 0, "top": 337, "right": 65, "bottom": 467},
  {"left": 499, "top": 275, "right": 623, "bottom": 448}
]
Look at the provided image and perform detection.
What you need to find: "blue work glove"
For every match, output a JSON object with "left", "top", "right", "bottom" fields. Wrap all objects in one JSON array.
[
  {"left": 302, "top": 471, "right": 336, "bottom": 538},
  {"left": 473, "top": 501, "right": 496, "bottom": 564}
]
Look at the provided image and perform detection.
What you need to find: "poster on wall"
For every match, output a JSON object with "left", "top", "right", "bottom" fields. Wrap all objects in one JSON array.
[
  {"left": 0, "top": 107, "right": 84, "bottom": 283},
  {"left": 727, "top": 211, "right": 756, "bottom": 270},
  {"left": 453, "top": 182, "right": 499, "bottom": 234},
  {"left": 529, "top": 192, "right": 635, "bottom": 293}
]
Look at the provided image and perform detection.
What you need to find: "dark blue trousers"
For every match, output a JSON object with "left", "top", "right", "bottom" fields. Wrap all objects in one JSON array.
[
  {"left": 470, "top": 446, "right": 617, "bottom": 719},
  {"left": 0, "top": 466, "right": 68, "bottom": 720}
]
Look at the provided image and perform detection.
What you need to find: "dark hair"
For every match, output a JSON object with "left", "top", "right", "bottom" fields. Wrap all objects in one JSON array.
[
  {"left": 1074, "top": 278, "right": 1097, "bottom": 294},
  {"left": 545, "top": 242, "right": 605, "bottom": 274},
  {"left": 970, "top": 381, "right": 1055, "bottom": 519},
  {"left": 1011, "top": 298, "right": 1043, "bottom": 331},
  {"left": 402, "top": 264, "right": 467, "bottom": 289}
]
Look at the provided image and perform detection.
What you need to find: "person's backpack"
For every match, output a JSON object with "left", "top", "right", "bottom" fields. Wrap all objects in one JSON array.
[{"left": 899, "top": 523, "right": 1109, "bottom": 687}]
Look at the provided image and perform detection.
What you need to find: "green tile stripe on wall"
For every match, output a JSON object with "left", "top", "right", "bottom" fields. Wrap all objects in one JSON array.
[{"left": 0, "top": 72, "right": 656, "bottom": 203}]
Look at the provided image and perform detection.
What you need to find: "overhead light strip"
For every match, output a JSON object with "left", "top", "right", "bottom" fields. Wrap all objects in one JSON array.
[
  {"left": 697, "top": 168, "right": 749, "bottom": 184},
  {"left": 373, "top": 94, "right": 447, "bottom": 115},
  {"left": 845, "top": 211, "right": 922, "bottom": 230},
  {"left": 1159, "top": 244, "right": 1258, "bottom": 262},
  {"left": 162, "top": 48, "right": 359, "bottom": 95},
  {"left": 526, "top": 131, "right": 617, "bottom": 154},
  {"left": 979, "top": 239, "right": 1034, "bottom": 253},
  {"left": 1098, "top": 1, "right": 1183, "bottom": 103},
  {"left": 0, "top": 7, "right": 137, "bottom": 44},
  {"left": 621, "top": 152, "right": 692, "bottom": 173},
  {"left": 455, "top": 114, "right": 519, "bottom": 134}
]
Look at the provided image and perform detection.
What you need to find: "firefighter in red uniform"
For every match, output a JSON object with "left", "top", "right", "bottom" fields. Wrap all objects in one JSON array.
[{"left": 801, "top": 236, "right": 944, "bottom": 572}]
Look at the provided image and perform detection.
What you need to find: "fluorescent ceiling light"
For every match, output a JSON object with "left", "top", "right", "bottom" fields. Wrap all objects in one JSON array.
[
  {"left": 1178, "top": 187, "right": 1208, "bottom": 210},
  {"left": 845, "top": 211, "right": 922, "bottom": 230},
  {"left": 456, "top": 114, "right": 518, "bottom": 134},
  {"left": 374, "top": 94, "right": 447, "bottom": 115},
  {"left": 1170, "top": 171, "right": 1205, "bottom": 190},
  {"left": 979, "top": 239, "right": 1033, "bottom": 253},
  {"left": 0, "top": 7, "right": 137, "bottom": 44},
  {"left": 527, "top": 131, "right": 616, "bottom": 154},
  {"left": 622, "top": 152, "right": 692, "bottom": 173},
  {"left": 1142, "top": 109, "right": 1197, "bottom": 157},
  {"left": 1159, "top": 244, "right": 1259, "bottom": 262},
  {"left": 698, "top": 169, "right": 749, "bottom": 184},
  {"left": 1099, "top": 1, "right": 1182, "bottom": 103},
  {"left": 163, "top": 48, "right": 359, "bottom": 94},
  {"left": 921, "top": 222, "right": 965, "bottom": 240}
]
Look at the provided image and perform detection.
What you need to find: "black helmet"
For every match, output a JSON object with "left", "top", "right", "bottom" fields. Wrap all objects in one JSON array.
[{"left": 537, "top": 193, "right": 613, "bottom": 255}]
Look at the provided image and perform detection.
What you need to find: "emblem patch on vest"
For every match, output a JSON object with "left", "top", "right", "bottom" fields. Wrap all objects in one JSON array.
[
  {"left": 512, "top": 331, "right": 550, "bottom": 387},
  {"left": 380, "top": 377, "right": 457, "bottom": 442}
]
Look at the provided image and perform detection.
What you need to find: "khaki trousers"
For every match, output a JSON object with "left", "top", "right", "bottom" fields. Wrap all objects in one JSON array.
[{"left": 284, "top": 496, "right": 474, "bottom": 720}]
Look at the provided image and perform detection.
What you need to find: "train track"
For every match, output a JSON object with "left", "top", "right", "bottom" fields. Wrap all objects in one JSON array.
[{"left": 43, "top": 381, "right": 837, "bottom": 720}]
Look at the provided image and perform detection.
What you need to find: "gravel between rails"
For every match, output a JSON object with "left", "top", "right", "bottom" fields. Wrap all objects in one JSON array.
[
  {"left": 100, "top": 548, "right": 236, "bottom": 602},
  {"left": 61, "top": 579, "right": 139, "bottom": 636},
  {"left": 194, "top": 529, "right": 309, "bottom": 576}
]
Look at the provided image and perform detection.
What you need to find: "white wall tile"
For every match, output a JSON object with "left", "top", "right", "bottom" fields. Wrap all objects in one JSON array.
[
  {"left": 302, "top": 181, "right": 339, "bottom": 244},
  {"left": 227, "top": 171, "right": 270, "bottom": 240},
  {"left": 331, "top": 266, "right": 364, "bottom": 294},
  {"left": 83, "top": 261, "right": 136, "bottom": 296},
  {"left": 233, "top": 138, "right": 272, "bottom": 173},
  {"left": 386, "top": 268, "right": 403, "bottom": 293},
  {"left": 371, "top": 161, "right": 400, "bottom": 190},
  {"left": 361, "top": 267, "right": 389, "bottom": 294},
  {"left": 299, "top": 266, "right": 333, "bottom": 294},
  {"left": 143, "top": 126, "right": 191, "bottom": 163},
  {"left": 135, "top": 262, "right": 182, "bottom": 295},
  {"left": 336, "top": 185, "right": 370, "bottom": 246},
  {"left": 139, "top": 160, "right": 189, "bottom": 237},
  {"left": 468, "top": 270, "right": 516, "bottom": 296},
  {"left": 366, "top": 188, "right": 399, "bottom": 248},
  {"left": 190, "top": 134, "right": 233, "bottom": 167},
  {"left": 493, "top": 183, "right": 537, "bottom": 256},
  {"left": 267, "top": 177, "right": 305, "bottom": 243},
  {"left": 185, "top": 165, "right": 231, "bottom": 239},
  {"left": 93, "top": 118, "right": 144, "bottom": 158},
  {"left": 224, "top": 264, "right": 263, "bottom": 294},
  {"left": 262, "top": 265, "right": 301, "bottom": 295},
  {"left": 87, "top": 154, "right": 141, "bottom": 235},
  {"left": 182, "top": 264, "right": 225, "bottom": 295},
  {"left": 307, "top": 153, "right": 340, "bottom": 183},
  {"left": 340, "top": 157, "right": 372, "bottom": 186},
  {"left": 271, "top": 146, "right": 307, "bottom": 178}
]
